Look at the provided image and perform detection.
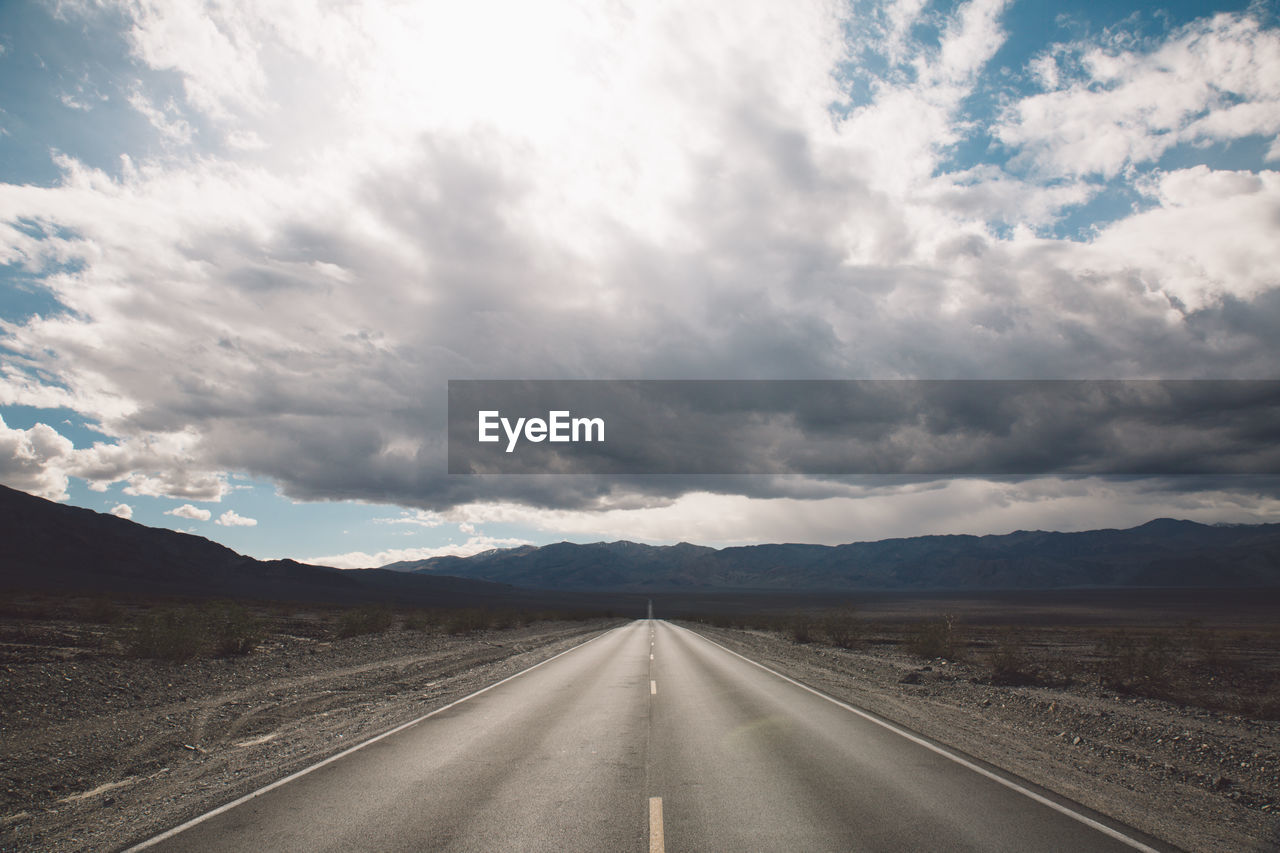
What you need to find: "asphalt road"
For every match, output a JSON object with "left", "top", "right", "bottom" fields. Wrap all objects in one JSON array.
[{"left": 130, "top": 620, "right": 1170, "bottom": 852}]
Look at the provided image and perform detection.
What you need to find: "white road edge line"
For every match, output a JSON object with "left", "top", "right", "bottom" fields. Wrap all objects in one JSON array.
[
  {"left": 124, "top": 624, "right": 628, "bottom": 851},
  {"left": 649, "top": 796, "right": 664, "bottom": 853},
  {"left": 680, "top": 624, "right": 1164, "bottom": 853}
]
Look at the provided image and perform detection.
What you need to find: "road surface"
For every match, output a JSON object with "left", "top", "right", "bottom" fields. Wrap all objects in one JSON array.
[{"left": 130, "top": 620, "right": 1171, "bottom": 852}]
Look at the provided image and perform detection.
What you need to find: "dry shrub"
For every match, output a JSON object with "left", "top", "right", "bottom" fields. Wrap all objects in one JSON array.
[
  {"left": 123, "top": 601, "right": 263, "bottom": 660},
  {"left": 336, "top": 605, "right": 394, "bottom": 638},
  {"left": 1096, "top": 630, "right": 1175, "bottom": 693},
  {"left": 907, "top": 614, "right": 962, "bottom": 660},
  {"left": 788, "top": 612, "right": 815, "bottom": 644},
  {"left": 443, "top": 608, "right": 494, "bottom": 635},
  {"left": 205, "top": 601, "right": 263, "bottom": 656},
  {"left": 126, "top": 608, "right": 205, "bottom": 661},
  {"left": 987, "top": 628, "right": 1038, "bottom": 686},
  {"left": 820, "top": 607, "right": 861, "bottom": 649},
  {"left": 82, "top": 596, "right": 125, "bottom": 625},
  {"left": 403, "top": 610, "right": 435, "bottom": 632}
]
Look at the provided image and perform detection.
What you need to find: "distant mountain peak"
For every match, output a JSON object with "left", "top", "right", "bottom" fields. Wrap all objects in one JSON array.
[{"left": 1136, "top": 517, "right": 1197, "bottom": 528}]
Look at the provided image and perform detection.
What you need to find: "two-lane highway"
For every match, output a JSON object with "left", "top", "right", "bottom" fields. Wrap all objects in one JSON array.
[{"left": 130, "top": 620, "right": 1169, "bottom": 852}]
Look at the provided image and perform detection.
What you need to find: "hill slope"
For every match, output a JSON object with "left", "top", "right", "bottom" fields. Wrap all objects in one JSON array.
[{"left": 0, "top": 484, "right": 511, "bottom": 605}]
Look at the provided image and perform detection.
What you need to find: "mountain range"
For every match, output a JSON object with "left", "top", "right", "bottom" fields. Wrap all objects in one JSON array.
[
  {"left": 4, "top": 482, "right": 1279, "bottom": 600},
  {"left": 385, "top": 518, "right": 1280, "bottom": 591}
]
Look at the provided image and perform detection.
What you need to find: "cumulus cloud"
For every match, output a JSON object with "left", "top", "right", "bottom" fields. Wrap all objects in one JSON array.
[
  {"left": 1087, "top": 167, "right": 1280, "bottom": 309},
  {"left": 0, "top": 416, "right": 74, "bottom": 500},
  {"left": 122, "top": 470, "right": 228, "bottom": 501},
  {"left": 1, "top": 1, "right": 1279, "bottom": 540},
  {"left": 997, "top": 14, "right": 1280, "bottom": 178},
  {"left": 216, "top": 509, "right": 257, "bottom": 527},
  {"left": 113, "top": 0, "right": 272, "bottom": 121},
  {"left": 0, "top": 416, "right": 230, "bottom": 503},
  {"left": 108, "top": 502, "right": 133, "bottom": 519},
  {"left": 166, "top": 503, "right": 212, "bottom": 521}
]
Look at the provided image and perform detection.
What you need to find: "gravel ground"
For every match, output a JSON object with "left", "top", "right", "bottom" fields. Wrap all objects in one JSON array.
[
  {"left": 681, "top": 622, "right": 1280, "bottom": 853},
  {"left": 0, "top": 617, "right": 619, "bottom": 852}
]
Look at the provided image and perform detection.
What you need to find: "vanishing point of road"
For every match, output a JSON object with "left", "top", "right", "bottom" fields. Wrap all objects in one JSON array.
[{"left": 128, "top": 620, "right": 1173, "bottom": 852}]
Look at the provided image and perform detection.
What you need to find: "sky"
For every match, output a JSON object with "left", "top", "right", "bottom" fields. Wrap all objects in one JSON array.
[{"left": 2, "top": 0, "right": 1280, "bottom": 568}]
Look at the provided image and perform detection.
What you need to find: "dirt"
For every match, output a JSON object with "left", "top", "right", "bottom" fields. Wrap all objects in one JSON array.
[
  {"left": 682, "top": 623, "right": 1280, "bottom": 853},
  {"left": 0, "top": 613, "right": 619, "bottom": 852}
]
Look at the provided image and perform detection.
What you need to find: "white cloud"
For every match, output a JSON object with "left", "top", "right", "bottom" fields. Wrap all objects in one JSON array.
[
  {"left": 60, "top": 92, "right": 92, "bottom": 111},
  {"left": 929, "top": 0, "right": 1009, "bottom": 89},
  {"left": 123, "top": 470, "right": 227, "bottom": 501},
  {"left": 0, "top": 417, "right": 228, "bottom": 504},
  {"left": 216, "top": 509, "right": 257, "bottom": 527},
  {"left": 0, "top": 369, "right": 79, "bottom": 410},
  {"left": 998, "top": 13, "right": 1280, "bottom": 178},
  {"left": 308, "top": 535, "right": 533, "bottom": 569},
  {"left": 117, "top": 0, "right": 271, "bottom": 121},
  {"left": 108, "top": 502, "right": 133, "bottom": 519},
  {"left": 375, "top": 509, "right": 447, "bottom": 528},
  {"left": 1028, "top": 51, "right": 1060, "bottom": 90},
  {"left": 126, "top": 90, "right": 195, "bottom": 145},
  {"left": 1086, "top": 167, "right": 1280, "bottom": 309},
  {"left": 919, "top": 165, "right": 1095, "bottom": 228},
  {"left": 166, "top": 503, "right": 211, "bottom": 521},
  {"left": 0, "top": 415, "right": 75, "bottom": 500},
  {"left": 879, "top": 0, "right": 930, "bottom": 66},
  {"left": 65, "top": 429, "right": 230, "bottom": 500}
]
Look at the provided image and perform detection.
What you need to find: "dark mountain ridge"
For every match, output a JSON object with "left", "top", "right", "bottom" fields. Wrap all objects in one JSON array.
[
  {"left": 386, "top": 517, "right": 1280, "bottom": 591},
  {"left": 0, "top": 484, "right": 515, "bottom": 605}
]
